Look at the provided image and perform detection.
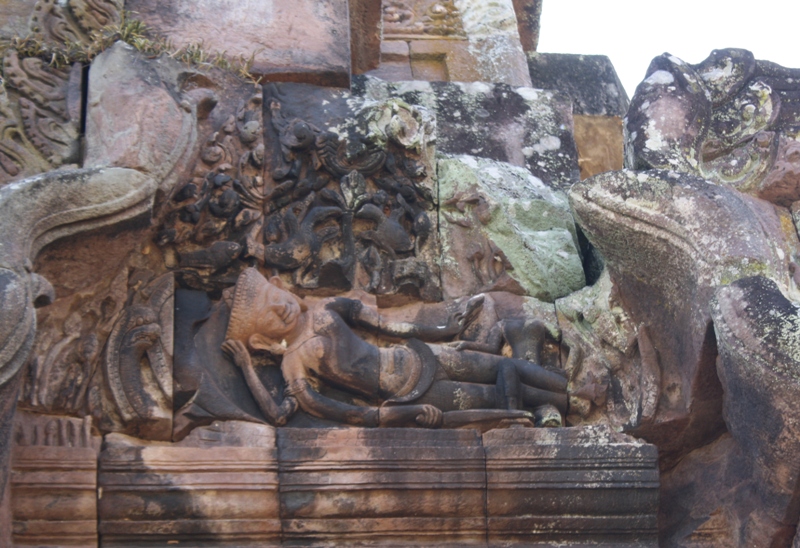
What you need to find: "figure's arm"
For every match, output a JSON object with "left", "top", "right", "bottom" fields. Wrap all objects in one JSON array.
[
  {"left": 447, "top": 321, "right": 505, "bottom": 353},
  {"left": 328, "top": 295, "right": 485, "bottom": 342},
  {"left": 222, "top": 340, "right": 297, "bottom": 426},
  {"left": 287, "top": 378, "right": 442, "bottom": 428}
]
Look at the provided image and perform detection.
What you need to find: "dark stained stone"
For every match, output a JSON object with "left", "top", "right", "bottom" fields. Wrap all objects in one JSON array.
[{"left": 527, "top": 52, "right": 629, "bottom": 117}]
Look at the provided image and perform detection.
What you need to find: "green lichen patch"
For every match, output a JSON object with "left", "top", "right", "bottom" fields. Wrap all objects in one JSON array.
[{"left": 438, "top": 154, "right": 585, "bottom": 302}]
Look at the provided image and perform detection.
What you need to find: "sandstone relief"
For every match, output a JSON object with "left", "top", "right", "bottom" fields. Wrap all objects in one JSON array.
[{"left": 1, "top": 2, "right": 798, "bottom": 547}]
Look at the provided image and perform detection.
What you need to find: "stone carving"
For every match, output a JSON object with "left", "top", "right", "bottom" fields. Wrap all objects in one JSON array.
[
  {"left": 383, "top": 0, "right": 466, "bottom": 38},
  {"left": 0, "top": 50, "right": 80, "bottom": 185},
  {"left": 0, "top": 86, "right": 51, "bottom": 188},
  {"left": 30, "top": 0, "right": 122, "bottom": 43},
  {"left": 160, "top": 85, "right": 443, "bottom": 303},
  {"left": 567, "top": 47, "right": 800, "bottom": 547},
  {"left": 101, "top": 273, "right": 173, "bottom": 440},
  {"left": 220, "top": 268, "right": 568, "bottom": 429},
  {"left": 0, "top": 166, "right": 156, "bottom": 510},
  {"left": 627, "top": 48, "right": 800, "bottom": 207},
  {"left": 10, "top": 412, "right": 100, "bottom": 547},
  {"left": 0, "top": 0, "right": 122, "bottom": 187},
  {"left": 0, "top": 5, "right": 737, "bottom": 545}
]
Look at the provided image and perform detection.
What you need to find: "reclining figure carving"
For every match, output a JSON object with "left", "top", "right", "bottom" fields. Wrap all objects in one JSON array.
[{"left": 221, "top": 268, "right": 568, "bottom": 428}]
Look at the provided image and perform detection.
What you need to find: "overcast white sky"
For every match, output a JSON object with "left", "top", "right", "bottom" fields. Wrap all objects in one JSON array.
[{"left": 537, "top": 1, "right": 800, "bottom": 99}]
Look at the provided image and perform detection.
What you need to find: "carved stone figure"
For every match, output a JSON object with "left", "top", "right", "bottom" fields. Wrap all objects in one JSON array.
[
  {"left": 0, "top": 166, "right": 156, "bottom": 508},
  {"left": 221, "top": 268, "right": 568, "bottom": 428}
]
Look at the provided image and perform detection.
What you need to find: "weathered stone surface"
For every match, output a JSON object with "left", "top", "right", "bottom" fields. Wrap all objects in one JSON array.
[
  {"left": 556, "top": 270, "right": 647, "bottom": 429},
  {"left": 349, "top": 0, "right": 382, "bottom": 74},
  {"left": 356, "top": 78, "right": 580, "bottom": 190},
  {"left": 658, "top": 433, "right": 745, "bottom": 547},
  {"left": 706, "top": 277, "right": 800, "bottom": 546},
  {"left": 84, "top": 42, "right": 198, "bottom": 193},
  {"left": 0, "top": 0, "right": 38, "bottom": 40},
  {"left": 438, "top": 154, "right": 584, "bottom": 301},
  {"left": 126, "top": 0, "right": 351, "bottom": 87},
  {"left": 626, "top": 48, "right": 800, "bottom": 206},
  {"left": 511, "top": 0, "right": 542, "bottom": 53},
  {"left": 278, "top": 427, "right": 487, "bottom": 545},
  {"left": 10, "top": 412, "right": 100, "bottom": 547},
  {"left": 570, "top": 168, "right": 798, "bottom": 465},
  {"left": 373, "top": 0, "right": 531, "bottom": 86},
  {"left": 484, "top": 425, "right": 659, "bottom": 546},
  {"left": 527, "top": 53, "right": 627, "bottom": 180},
  {"left": 528, "top": 53, "right": 629, "bottom": 117},
  {"left": 574, "top": 114, "right": 624, "bottom": 179},
  {"left": 451, "top": 0, "right": 531, "bottom": 86},
  {"left": 99, "top": 421, "right": 280, "bottom": 546}
]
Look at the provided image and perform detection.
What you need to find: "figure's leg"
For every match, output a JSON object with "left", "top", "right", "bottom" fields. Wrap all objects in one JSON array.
[
  {"left": 496, "top": 359, "right": 521, "bottom": 410},
  {"left": 414, "top": 380, "right": 495, "bottom": 412},
  {"left": 431, "top": 346, "right": 567, "bottom": 393},
  {"left": 522, "top": 385, "right": 568, "bottom": 415}
]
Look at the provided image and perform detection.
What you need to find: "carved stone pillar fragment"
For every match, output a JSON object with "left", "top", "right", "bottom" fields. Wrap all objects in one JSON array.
[
  {"left": 277, "top": 428, "right": 487, "bottom": 545},
  {"left": 483, "top": 426, "right": 660, "bottom": 546}
]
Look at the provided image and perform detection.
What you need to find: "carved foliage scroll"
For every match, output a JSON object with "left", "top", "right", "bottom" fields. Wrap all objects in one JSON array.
[
  {"left": 0, "top": 0, "right": 123, "bottom": 185},
  {"left": 158, "top": 84, "right": 441, "bottom": 304}
]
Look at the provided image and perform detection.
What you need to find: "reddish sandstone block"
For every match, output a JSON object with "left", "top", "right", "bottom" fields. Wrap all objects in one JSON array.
[
  {"left": 11, "top": 414, "right": 100, "bottom": 547},
  {"left": 278, "top": 428, "right": 487, "bottom": 545},
  {"left": 98, "top": 422, "right": 280, "bottom": 547},
  {"left": 483, "top": 425, "right": 660, "bottom": 546},
  {"left": 126, "top": 0, "right": 351, "bottom": 87}
]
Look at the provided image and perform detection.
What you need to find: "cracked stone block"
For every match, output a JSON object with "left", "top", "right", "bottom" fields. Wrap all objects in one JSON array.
[{"left": 125, "top": 0, "right": 351, "bottom": 87}]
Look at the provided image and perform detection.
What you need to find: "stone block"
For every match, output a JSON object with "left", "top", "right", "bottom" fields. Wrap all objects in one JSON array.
[
  {"left": 527, "top": 53, "right": 629, "bottom": 117},
  {"left": 527, "top": 53, "right": 628, "bottom": 180},
  {"left": 0, "top": 0, "right": 37, "bottom": 40},
  {"left": 574, "top": 114, "right": 624, "bottom": 179},
  {"left": 278, "top": 428, "right": 487, "bottom": 545},
  {"left": 483, "top": 426, "right": 660, "bottom": 546},
  {"left": 125, "top": 0, "right": 351, "bottom": 87},
  {"left": 84, "top": 43, "right": 198, "bottom": 193},
  {"left": 511, "top": 0, "right": 542, "bottom": 52},
  {"left": 10, "top": 413, "right": 100, "bottom": 547},
  {"left": 437, "top": 155, "right": 584, "bottom": 301},
  {"left": 350, "top": 0, "right": 382, "bottom": 74},
  {"left": 98, "top": 422, "right": 279, "bottom": 547},
  {"left": 374, "top": 0, "right": 530, "bottom": 86},
  {"left": 356, "top": 78, "right": 580, "bottom": 190}
]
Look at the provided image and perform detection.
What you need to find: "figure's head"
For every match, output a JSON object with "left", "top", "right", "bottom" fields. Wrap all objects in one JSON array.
[{"left": 226, "top": 268, "right": 306, "bottom": 351}]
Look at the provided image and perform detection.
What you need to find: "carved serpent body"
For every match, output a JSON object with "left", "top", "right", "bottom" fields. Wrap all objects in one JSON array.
[{"left": 105, "top": 305, "right": 170, "bottom": 423}]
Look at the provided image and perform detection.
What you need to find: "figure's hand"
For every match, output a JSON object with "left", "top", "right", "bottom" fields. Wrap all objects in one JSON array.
[
  {"left": 414, "top": 404, "right": 443, "bottom": 428},
  {"left": 222, "top": 339, "right": 251, "bottom": 368},
  {"left": 275, "top": 396, "right": 299, "bottom": 426},
  {"left": 379, "top": 404, "right": 441, "bottom": 427},
  {"left": 445, "top": 294, "right": 485, "bottom": 336}
]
